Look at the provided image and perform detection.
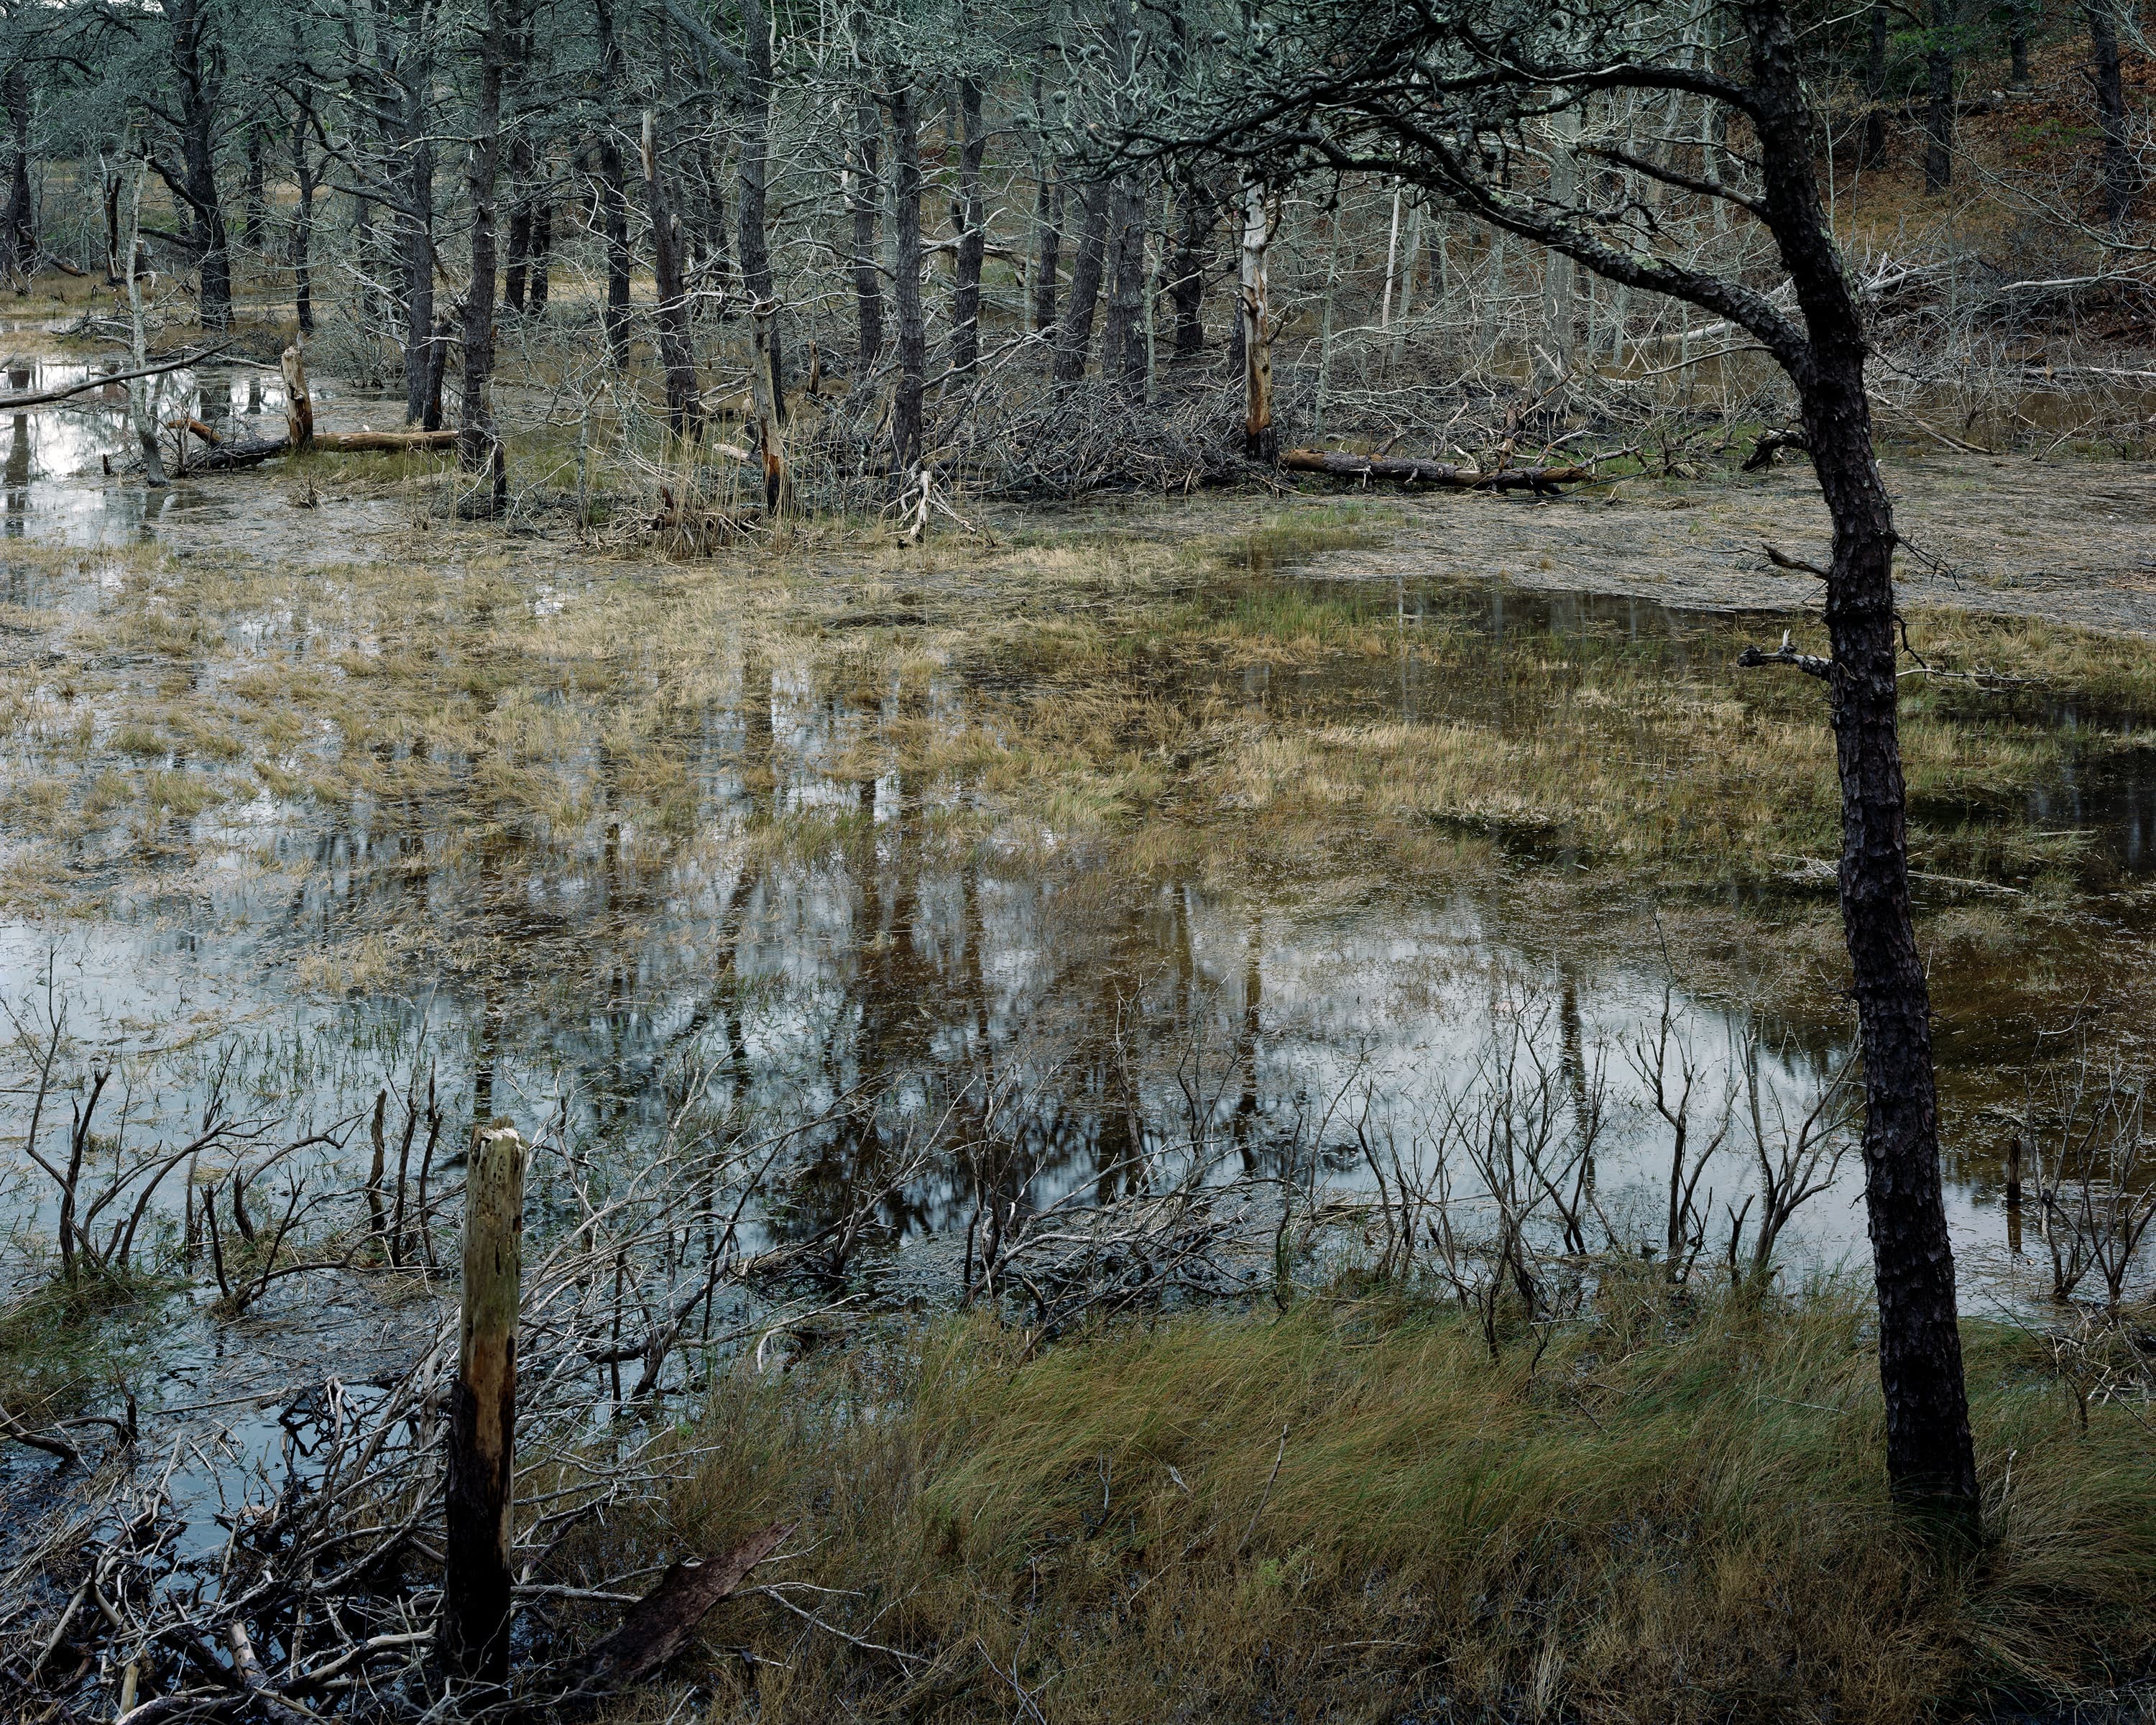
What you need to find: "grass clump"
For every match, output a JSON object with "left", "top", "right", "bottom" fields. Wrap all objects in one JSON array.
[{"left": 588, "top": 1279, "right": 2156, "bottom": 1724}]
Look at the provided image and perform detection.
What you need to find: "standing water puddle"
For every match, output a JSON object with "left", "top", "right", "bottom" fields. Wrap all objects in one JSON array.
[{"left": 2, "top": 413, "right": 2146, "bottom": 1562}]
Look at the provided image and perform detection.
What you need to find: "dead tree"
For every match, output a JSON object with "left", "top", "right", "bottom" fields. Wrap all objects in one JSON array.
[{"left": 1157, "top": 0, "right": 1981, "bottom": 1537}]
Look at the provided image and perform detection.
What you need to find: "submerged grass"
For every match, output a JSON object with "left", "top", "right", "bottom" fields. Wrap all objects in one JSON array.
[{"left": 586, "top": 1278, "right": 2156, "bottom": 1724}]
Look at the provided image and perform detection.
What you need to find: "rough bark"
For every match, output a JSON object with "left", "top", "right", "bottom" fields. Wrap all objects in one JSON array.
[
  {"left": 594, "top": 0, "right": 632, "bottom": 361},
  {"left": 1, "top": 64, "right": 33, "bottom": 289},
  {"left": 737, "top": 0, "right": 785, "bottom": 408},
  {"left": 1283, "top": 448, "right": 1594, "bottom": 488},
  {"left": 1749, "top": 4, "right": 1978, "bottom": 1531},
  {"left": 2009, "top": 0, "right": 2033, "bottom": 88},
  {"left": 1033, "top": 175, "right": 1063, "bottom": 336},
  {"left": 528, "top": 194, "right": 551, "bottom": 314},
  {"left": 889, "top": 80, "right": 926, "bottom": 476},
  {"left": 241, "top": 119, "right": 268, "bottom": 250},
  {"left": 167, "top": 0, "right": 233, "bottom": 328},
  {"left": 1238, "top": 178, "right": 1273, "bottom": 461},
  {"left": 396, "top": 71, "right": 436, "bottom": 425},
  {"left": 950, "top": 75, "right": 986, "bottom": 379},
  {"left": 461, "top": 0, "right": 509, "bottom": 479},
  {"left": 289, "top": 91, "right": 319, "bottom": 334},
  {"left": 642, "top": 109, "right": 701, "bottom": 434},
  {"left": 1053, "top": 183, "right": 1108, "bottom": 385},
  {"left": 443, "top": 1127, "right": 524, "bottom": 1688},
  {"left": 1168, "top": 175, "right": 1210, "bottom": 359},
  {"left": 850, "top": 93, "right": 884, "bottom": 369},
  {"left": 1104, "top": 178, "right": 1147, "bottom": 398},
  {"left": 503, "top": 135, "right": 533, "bottom": 312}
]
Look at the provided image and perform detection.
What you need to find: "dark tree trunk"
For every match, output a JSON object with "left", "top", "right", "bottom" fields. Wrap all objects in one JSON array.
[
  {"left": 241, "top": 119, "right": 267, "bottom": 250},
  {"left": 2086, "top": 0, "right": 2136, "bottom": 230},
  {"left": 1104, "top": 178, "right": 1147, "bottom": 397},
  {"left": 1, "top": 65, "right": 33, "bottom": 288},
  {"left": 528, "top": 194, "right": 551, "bottom": 314},
  {"left": 396, "top": 59, "right": 436, "bottom": 426},
  {"left": 889, "top": 80, "right": 926, "bottom": 476},
  {"left": 423, "top": 313, "right": 451, "bottom": 431},
  {"left": 2009, "top": 0, "right": 2033, "bottom": 88},
  {"left": 290, "top": 101, "right": 318, "bottom": 334},
  {"left": 1169, "top": 175, "right": 1210, "bottom": 360},
  {"left": 503, "top": 137, "right": 533, "bottom": 313},
  {"left": 642, "top": 110, "right": 701, "bottom": 435},
  {"left": 736, "top": 0, "right": 784, "bottom": 408},
  {"left": 170, "top": 0, "right": 232, "bottom": 328},
  {"left": 1923, "top": 0, "right": 1956, "bottom": 193},
  {"left": 950, "top": 76, "right": 985, "bottom": 379},
  {"left": 594, "top": 0, "right": 632, "bottom": 362},
  {"left": 461, "top": 0, "right": 508, "bottom": 480},
  {"left": 1355, "top": 0, "right": 1983, "bottom": 1535},
  {"left": 1747, "top": 9, "right": 1978, "bottom": 1533},
  {"left": 1053, "top": 183, "right": 1108, "bottom": 385},
  {"left": 1033, "top": 175, "right": 1062, "bottom": 336},
  {"left": 850, "top": 94, "right": 883, "bottom": 370},
  {"left": 1861, "top": 4, "right": 1889, "bottom": 167}
]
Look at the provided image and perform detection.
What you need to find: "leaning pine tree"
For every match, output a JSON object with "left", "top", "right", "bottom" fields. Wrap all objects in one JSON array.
[{"left": 1147, "top": 0, "right": 1980, "bottom": 1533}]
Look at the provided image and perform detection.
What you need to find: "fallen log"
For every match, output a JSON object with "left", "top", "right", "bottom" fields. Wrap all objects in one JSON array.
[
  {"left": 1281, "top": 448, "right": 1596, "bottom": 491},
  {"left": 316, "top": 428, "right": 457, "bottom": 453},
  {"left": 176, "top": 427, "right": 459, "bottom": 472}
]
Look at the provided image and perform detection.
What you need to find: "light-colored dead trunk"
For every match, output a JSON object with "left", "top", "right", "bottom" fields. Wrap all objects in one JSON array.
[{"left": 1238, "top": 177, "right": 1273, "bottom": 461}]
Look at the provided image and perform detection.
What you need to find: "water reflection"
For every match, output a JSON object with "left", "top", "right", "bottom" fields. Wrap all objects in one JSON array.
[
  {"left": 0, "top": 620, "right": 2011, "bottom": 1299},
  {"left": 0, "top": 357, "right": 322, "bottom": 544}
]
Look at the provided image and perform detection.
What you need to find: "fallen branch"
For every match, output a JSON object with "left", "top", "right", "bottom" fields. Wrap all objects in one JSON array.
[
  {"left": 1743, "top": 428, "right": 1809, "bottom": 472},
  {"left": 0, "top": 342, "right": 235, "bottom": 410},
  {"left": 574, "top": 1521, "right": 793, "bottom": 1688},
  {"left": 1281, "top": 448, "right": 1595, "bottom": 491},
  {"left": 1736, "top": 634, "right": 1834, "bottom": 679}
]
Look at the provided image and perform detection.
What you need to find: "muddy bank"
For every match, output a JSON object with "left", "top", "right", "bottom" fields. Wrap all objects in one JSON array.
[{"left": 1276, "top": 447, "right": 2156, "bottom": 632}]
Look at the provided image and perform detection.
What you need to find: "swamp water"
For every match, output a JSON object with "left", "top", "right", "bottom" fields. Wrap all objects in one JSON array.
[{"left": 4, "top": 365, "right": 2155, "bottom": 1545}]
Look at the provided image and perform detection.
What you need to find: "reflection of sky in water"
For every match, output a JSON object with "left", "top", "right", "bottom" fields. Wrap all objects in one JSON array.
[{"left": 0, "top": 359, "right": 329, "bottom": 546}]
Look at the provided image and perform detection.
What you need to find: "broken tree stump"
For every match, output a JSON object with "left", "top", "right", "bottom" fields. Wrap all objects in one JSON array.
[
  {"left": 444, "top": 1123, "right": 525, "bottom": 1688},
  {"left": 280, "top": 346, "right": 313, "bottom": 451}
]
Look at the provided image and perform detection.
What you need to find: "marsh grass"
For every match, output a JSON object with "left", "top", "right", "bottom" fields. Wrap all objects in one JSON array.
[
  {"left": 0, "top": 1271, "right": 162, "bottom": 1425},
  {"left": 581, "top": 1275, "right": 2156, "bottom": 1724},
  {"left": 0, "top": 500, "right": 2148, "bottom": 1033}
]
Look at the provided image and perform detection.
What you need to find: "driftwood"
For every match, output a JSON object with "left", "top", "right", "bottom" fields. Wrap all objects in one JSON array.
[
  {"left": 575, "top": 1522, "right": 793, "bottom": 1689},
  {"left": 1281, "top": 447, "right": 1595, "bottom": 491}
]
